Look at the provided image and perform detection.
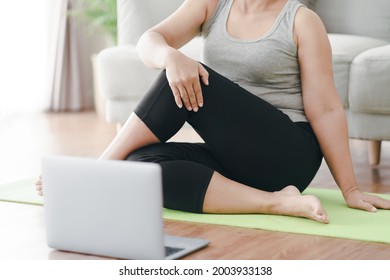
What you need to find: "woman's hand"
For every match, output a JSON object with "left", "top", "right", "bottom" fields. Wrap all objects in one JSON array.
[
  {"left": 164, "top": 50, "right": 209, "bottom": 112},
  {"left": 344, "top": 189, "right": 390, "bottom": 212},
  {"left": 35, "top": 175, "right": 43, "bottom": 196}
]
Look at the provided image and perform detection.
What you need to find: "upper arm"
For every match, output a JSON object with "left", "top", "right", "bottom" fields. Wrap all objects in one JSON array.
[
  {"left": 295, "top": 8, "right": 342, "bottom": 121},
  {"left": 148, "top": 0, "right": 218, "bottom": 49}
]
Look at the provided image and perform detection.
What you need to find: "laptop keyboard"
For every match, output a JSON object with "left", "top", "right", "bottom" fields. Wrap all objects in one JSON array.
[{"left": 165, "top": 246, "right": 184, "bottom": 256}]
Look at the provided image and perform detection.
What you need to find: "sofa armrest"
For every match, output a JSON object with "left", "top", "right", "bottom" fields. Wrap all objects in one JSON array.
[
  {"left": 349, "top": 44, "right": 390, "bottom": 115},
  {"left": 327, "top": 34, "right": 389, "bottom": 108},
  {"left": 96, "top": 45, "right": 160, "bottom": 101}
]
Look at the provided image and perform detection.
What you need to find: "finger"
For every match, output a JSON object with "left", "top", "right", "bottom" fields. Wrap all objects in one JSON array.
[
  {"left": 36, "top": 184, "right": 42, "bottom": 191},
  {"left": 350, "top": 199, "right": 377, "bottom": 212},
  {"left": 193, "top": 80, "right": 204, "bottom": 108},
  {"left": 369, "top": 196, "right": 390, "bottom": 210},
  {"left": 186, "top": 82, "right": 199, "bottom": 112},
  {"left": 170, "top": 85, "right": 183, "bottom": 108},
  {"left": 177, "top": 85, "right": 192, "bottom": 111},
  {"left": 198, "top": 64, "right": 209, "bottom": 86}
]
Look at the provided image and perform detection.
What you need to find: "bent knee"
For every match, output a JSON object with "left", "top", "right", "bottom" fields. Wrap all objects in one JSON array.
[{"left": 126, "top": 143, "right": 183, "bottom": 163}]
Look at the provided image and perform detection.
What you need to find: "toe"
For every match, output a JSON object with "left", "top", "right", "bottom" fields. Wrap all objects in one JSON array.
[
  {"left": 312, "top": 212, "right": 329, "bottom": 224},
  {"left": 321, "top": 214, "right": 329, "bottom": 224}
]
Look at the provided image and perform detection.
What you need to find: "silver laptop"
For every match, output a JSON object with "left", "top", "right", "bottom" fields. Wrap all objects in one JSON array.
[{"left": 41, "top": 155, "right": 209, "bottom": 260}]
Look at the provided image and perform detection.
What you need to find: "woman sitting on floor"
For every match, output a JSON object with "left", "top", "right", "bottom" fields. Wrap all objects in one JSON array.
[{"left": 36, "top": 0, "right": 390, "bottom": 222}]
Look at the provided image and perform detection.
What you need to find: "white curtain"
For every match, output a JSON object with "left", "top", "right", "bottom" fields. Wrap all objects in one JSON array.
[
  {"left": 0, "top": 1, "right": 48, "bottom": 113},
  {"left": 47, "top": 0, "right": 109, "bottom": 112}
]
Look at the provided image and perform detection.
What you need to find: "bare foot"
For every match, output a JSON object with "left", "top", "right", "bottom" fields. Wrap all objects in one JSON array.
[{"left": 272, "top": 185, "right": 329, "bottom": 224}]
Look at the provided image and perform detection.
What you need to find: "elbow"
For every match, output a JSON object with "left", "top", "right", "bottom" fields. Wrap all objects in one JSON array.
[
  {"left": 136, "top": 30, "right": 162, "bottom": 66},
  {"left": 136, "top": 31, "right": 152, "bottom": 56},
  {"left": 136, "top": 30, "right": 160, "bottom": 49},
  {"left": 305, "top": 104, "right": 345, "bottom": 123},
  {"left": 304, "top": 88, "right": 344, "bottom": 123},
  {"left": 136, "top": 32, "right": 146, "bottom": 60}
]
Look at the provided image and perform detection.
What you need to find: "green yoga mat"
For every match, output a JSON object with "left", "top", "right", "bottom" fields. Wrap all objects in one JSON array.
[
  {"left": 1, "top": 178, "right": 390, "bottom": 244},
  {"left": 0, "top": 178, "right": 44, "bottom": 206}
]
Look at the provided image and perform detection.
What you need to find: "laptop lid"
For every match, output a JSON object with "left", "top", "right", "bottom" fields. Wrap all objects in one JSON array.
[{"left": 42, "top": 155, "right": 166, "bottom": 260}]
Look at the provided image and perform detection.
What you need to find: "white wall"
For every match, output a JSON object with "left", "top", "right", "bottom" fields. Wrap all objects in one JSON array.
[{"left": 0, "top": 0, "right": 49, "bottom": 113}]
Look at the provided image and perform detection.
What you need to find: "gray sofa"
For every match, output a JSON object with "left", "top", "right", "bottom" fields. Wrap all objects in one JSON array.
[{"left": 96, "top": 0, "right": 390, "bottom": 164}]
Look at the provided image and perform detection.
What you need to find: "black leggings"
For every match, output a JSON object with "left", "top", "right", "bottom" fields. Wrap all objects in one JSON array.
[{"left": 127, "top": 65, "right": 323, "bottom": 213}]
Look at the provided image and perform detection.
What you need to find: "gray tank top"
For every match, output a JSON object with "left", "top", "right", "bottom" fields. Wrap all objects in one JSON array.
[{"left": 202, "top": 0, "right": 307, "bottom": 122}]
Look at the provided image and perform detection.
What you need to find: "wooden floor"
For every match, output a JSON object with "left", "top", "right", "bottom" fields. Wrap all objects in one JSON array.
[{"left": 0, "top": 110, "right": 389, "bottom": 259}]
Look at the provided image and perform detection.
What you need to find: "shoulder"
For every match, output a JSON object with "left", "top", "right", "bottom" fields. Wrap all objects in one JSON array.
[
  {"left": 179, "top": 0, "right": 220, "bottom": 24},
  {"left": 295, "top": 7, "right": 328, "bottom": 41},
  {"left": 295, "top": 6, "right": 324, "bottom": 26},
  {"left": 294, "top": 6, "right": 328, "bottom": 48}
]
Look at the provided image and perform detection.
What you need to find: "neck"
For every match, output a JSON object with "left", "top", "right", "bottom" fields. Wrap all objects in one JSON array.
[{"left": 235, "top": 0, "right": 282, "bottom": 13}]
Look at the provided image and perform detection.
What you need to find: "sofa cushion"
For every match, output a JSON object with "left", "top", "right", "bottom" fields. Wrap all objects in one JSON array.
[
  {"left": 347, "top": 111, "right": 390, "bottom": 141},
  {"left": 315, "top": 0, "right": 390, "bottom": 42},
  {"left": 327, "top": 34, "right": 388, "bottom": 107},
  {"left": 349, "top": 44, "right": 390, "bottom": 115}
]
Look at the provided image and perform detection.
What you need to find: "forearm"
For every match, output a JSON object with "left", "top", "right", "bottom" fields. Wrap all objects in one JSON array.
[
  {"left": 309, "top": 107, "right": 359, "bottom": 197},
  {"left": 136, "top": 31, "right": 178, "bottom": 69}
]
